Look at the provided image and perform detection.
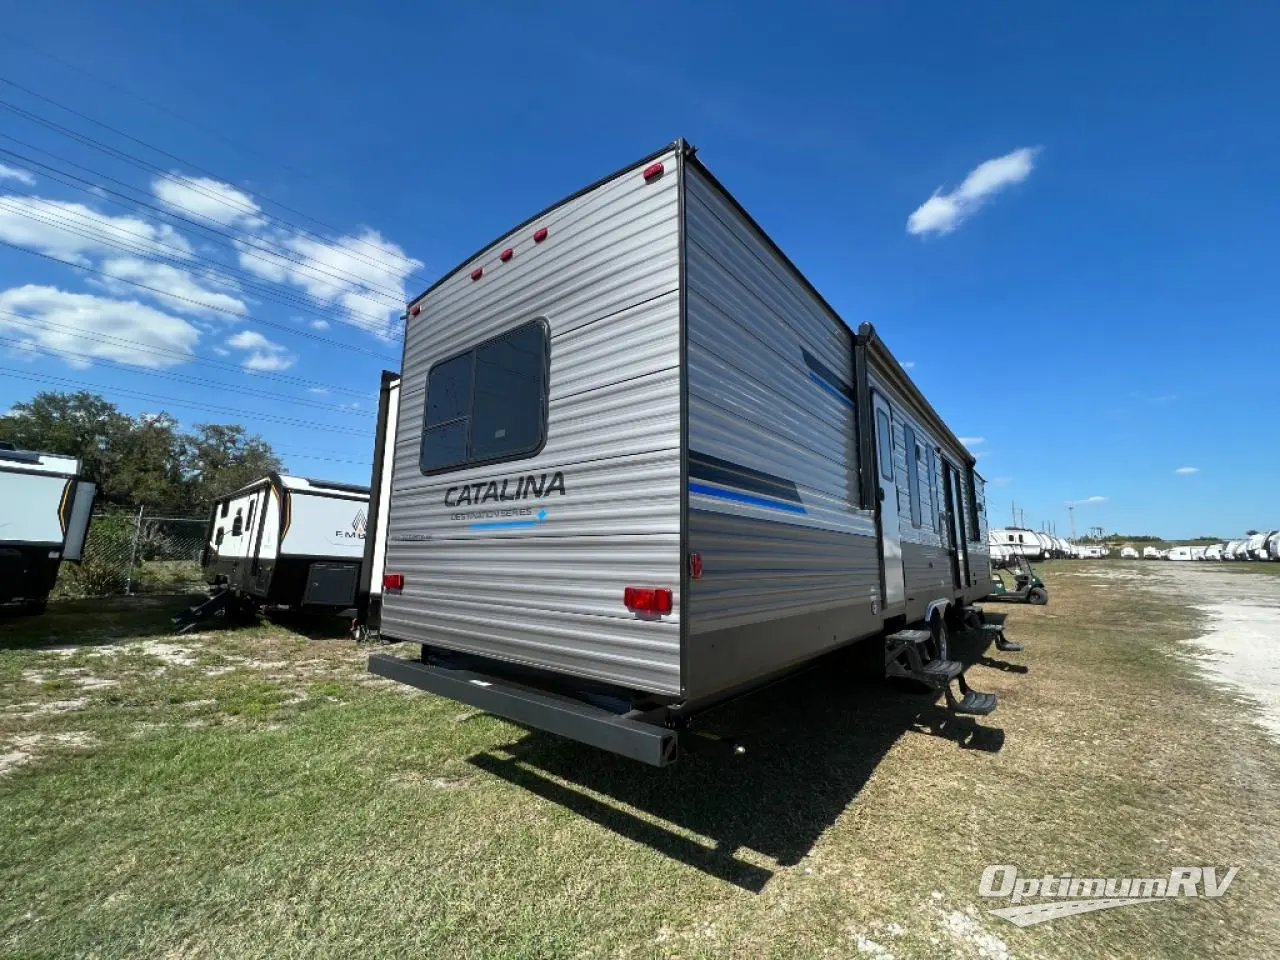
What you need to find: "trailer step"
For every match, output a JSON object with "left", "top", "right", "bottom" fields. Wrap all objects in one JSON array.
[
  {"left": 983, "top": 622, "right": 1024, "bottom": 652},
  {"left": 917, "top": 658, "right": 964, "bottom": 682},
  {"left": 944, "top": 673, "right": 998, "bottom": 716},
  {"left": 886, "top": 629, "right": 932, "bottom": 646}
]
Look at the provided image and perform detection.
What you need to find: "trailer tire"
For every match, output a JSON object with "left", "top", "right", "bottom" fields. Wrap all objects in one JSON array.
[
  {"left": 929, "top": 610, "right": 949, "bottom": 661},
  {"left": 1028, "top": 586, "right": 1049, "bottom": 606}
]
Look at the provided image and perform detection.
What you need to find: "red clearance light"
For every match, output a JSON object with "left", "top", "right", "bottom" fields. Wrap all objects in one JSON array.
[
  {"left": 643, "top": 162, "right": 665, "bottom": 181},
  {"left": 409, "top": 304, "right": 421, "bottom": 317},
  {"left": 499, "top": 248, "right": 513, "bottom": 262},
  {"left": 533, "top": 227, "right": 548, "bottom": 243},
  {"left": 383, "top": 573, "right": 405, "bottom": 591},
  {"left": 470, "top": 267, "right": 483, "bottom": 281},
  {"left": 688, "top": 552, "right": 703, "bottom": 580},
  {"left": 624, "top": 586, "right": 673, "bottom": 615}
]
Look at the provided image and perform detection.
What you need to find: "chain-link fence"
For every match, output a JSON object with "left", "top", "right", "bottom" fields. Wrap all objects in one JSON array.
[{"left": 54, "top": 509, "right": 210, "bottom": 599}]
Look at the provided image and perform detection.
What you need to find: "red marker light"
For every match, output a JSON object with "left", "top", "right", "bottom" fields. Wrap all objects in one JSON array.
[
  {"left": 643, "top": 162, "right": 665, "bottom": 181},
  {"left": 533, "top": 227, "right": 548, "bottom": 243},
  {"left": 688, "top": 552, "right": 703, "bottom": 580},
  {"left": 470, "top": 267, "right": 483, "bottom": 281},
  {"left": 499, "top": 248, "right": 513, "bottom": 262},
  {"left": 384, "top": 573, "right": 405, "bottom": 591},
  {"left": 624, "top": 586, "right": 673, "bottom": 615},
  {"left": 409, "top": 305, "right": 421, "bottom": 317}
]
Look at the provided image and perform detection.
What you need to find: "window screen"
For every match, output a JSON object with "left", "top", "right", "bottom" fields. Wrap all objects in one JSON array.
[
  {"left": 904, "top": 424, "right": 922, "bottom": 527},
  {"left": 875, "top": 410, "right": 894, "bottom": 482},
  {"left": 420, "top": 319, "right": 549, "bottom": 475}
]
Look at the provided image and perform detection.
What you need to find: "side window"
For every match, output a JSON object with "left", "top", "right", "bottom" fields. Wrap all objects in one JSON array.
[
  {"left": 1018, "top": 534, "right": 1025, "bottom": 543},
  {"left": 246, "top": 502, "right": 256, "bottom": 534},
  {"left": 904, "top": 424, "right": 922, "bottom": 527},
  {"left": 421, "top": 319, "right": 550, "bottom": 474},
  {"left": 232, "top": 510, "right": 243, "bottom": 538},
  {"left": 927, "top": 448, "right": 940, "bottom": 533},
  {"left": 220, "top": 501, "right": 229, "bottom": 518},
  {"left": 875, "top": 409, "right": 894, "bottom": 482},
  {"left": 215, "top": 528, "right": 225, "bottom": 547}
]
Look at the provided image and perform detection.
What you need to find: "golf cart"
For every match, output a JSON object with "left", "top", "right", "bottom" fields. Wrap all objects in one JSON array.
[{"left": 988, "top": 554, "right": 1049, "bottom": 605}]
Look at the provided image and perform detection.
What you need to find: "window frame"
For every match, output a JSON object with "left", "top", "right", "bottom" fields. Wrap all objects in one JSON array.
[
  {"left": 419, "top": 318, "right": 552, "bottom": 477},
  {"left": 903, "top": 423, "right": 922, "bottom": 528},
  {"left": 875, "top": 409, "right": 895, "bottom": 483}
]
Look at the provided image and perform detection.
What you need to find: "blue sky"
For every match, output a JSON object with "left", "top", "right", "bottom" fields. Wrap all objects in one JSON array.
[{"left": 0, "top": 2, "right": 1275, "bottom": 538}]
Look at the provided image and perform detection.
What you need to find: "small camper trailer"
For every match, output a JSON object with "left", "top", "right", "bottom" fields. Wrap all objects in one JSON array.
[
  {"left": 1120, "top": 547, "right": 1139, "bottom": 559},
  {"left": 0, "top": 445, "right": 96, "bottom": 613},
  {"left": 1142, "top": 546, "right": 1162, "bottom": 559},
  {"left": 359, "top": 140, "right": 1000, "bottom": 766},
  {"left": 1204, "top": 543, "right": 1224, "bottom": 560},
  {"left": 1245, "top": 532, "right": 1272, "bottom": 560},
  {"left": 1167, "top": 546, "right": 1194, "bottom": 561},
  {"left": 183, "top": 474, "right": 369, "bottom": 625},
  {"left": 1267, "top": 532, "right": 1280, "bottom": 561},
  {"left": 989, "top": 528, "right": 1048, "bottom": 562}
]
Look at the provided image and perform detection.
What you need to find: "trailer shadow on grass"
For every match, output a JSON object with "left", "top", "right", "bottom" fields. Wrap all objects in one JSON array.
[{"left": 469, "top": 627, "right": 1008, "bottom": 893}]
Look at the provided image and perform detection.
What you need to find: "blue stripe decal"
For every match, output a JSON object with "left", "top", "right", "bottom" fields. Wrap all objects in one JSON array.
[
  {"left": 690, "top": 481, "right": 808, "bottom": 514},
  {"left": 808, "top": 370, "right": 856, "bottom": 409},
  {"left": 470, "top": 519, "right": 540, "bottom": 530}
]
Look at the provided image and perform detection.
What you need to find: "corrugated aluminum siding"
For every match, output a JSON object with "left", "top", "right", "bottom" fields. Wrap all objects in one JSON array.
[
  {"left": 380, "top": 150, "right": 683, "bottom": 696},
  {"left": 683, "top": 163, "right": 878, "bottom": 698}
]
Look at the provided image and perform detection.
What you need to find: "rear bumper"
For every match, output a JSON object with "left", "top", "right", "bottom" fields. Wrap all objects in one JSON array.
[{"left": 368, "top": 654, "right": 679, "bottom": 766}]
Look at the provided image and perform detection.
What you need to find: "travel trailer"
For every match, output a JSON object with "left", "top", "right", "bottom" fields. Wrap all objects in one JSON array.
[
  {"left": 1223, "top": 540, "right": 1244, "bottom": 560},
  {"left": 359, "top": 140, "right": 999, "bottom": 766},
  {"left": 1167, "top": 546, "right": 1194, "bottom": 561},
  {"left": 1268, "top": 532, "right": 1280, "bottom": 561},
  {"left": 1190, "top": 546, "right": 1207, "bottom": 561},
  {"left": 989, "top": 528, "right": 1048, "bottom": 562},
  {"left": 1120, "top": 547, "right": 1139, "bottom": 559},
  {"left": 181, "top": 474, "right": 369, "bottom": 626},
  {"left": 1247, "top": 531, "right": 1276, "bottom": 560},
  {"left": 0, "top": 445, "right": 96, "bottom": 613},
  {"left": 1142, "top": 546, "right": 1162, "bottom": 559},
  {"left": 1204, "top": 543, "right": 1224, "bottom": 560}
]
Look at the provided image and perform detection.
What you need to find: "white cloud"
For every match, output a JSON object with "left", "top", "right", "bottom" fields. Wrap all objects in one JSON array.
[
  {"left": 959, "top": 436, "right": 985, "bottom": 446},
  {"left": 239, "top": 228, "right": 421, "bottom": 337},
  {"left": 0, "top": 285, "right": 200, "bottom": 368},
  {"left": 310, "top": 318, "right": 330, "bottom": 330},
  {"left": 152, "top": 174, "right": 264, "bottom": 230},
  {"left": 306, "top": 386, "right": 329, "bottom": 395},
  {"left": 901, "top": 360, "right": 916, "bottom": 369},
  {"left": 0, "top": 195, "right": 192, "bottom": 263},
  {"left": 907, "top": 148, "right": 1038, "bottom": 236},
  {"left": 1175, "top": 466, "right": 1200, "bottom": 475},
  {"left": 1067, "top": 495, "right": 1108, "bottom": 506},
  {"left": 0, "top": 164, "right": 36, "bottom": 187},
  {"left": 98, "top": 257, "right": 247, "bottom": 318},
  {"left": 226, "top": 328, "right": 295, "bottom": 372}
]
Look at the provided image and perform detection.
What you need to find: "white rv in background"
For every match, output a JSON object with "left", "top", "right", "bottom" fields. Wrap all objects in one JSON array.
[
  {"left": 1204, "top": 543, "right": 1224, "bottom": 560},
  {"left": 1247, "top": 531, "right": 1276, "bottom": 560},
  {"left": 989, "top": 528, "right": 1048, "bottom": 562},
  {"left": 1142, "top": 546, "right": 1162, "bottom": 559},
  {"left": 1120, "top": 547, "right": 1139, "bottom": 559},
  {"left": 358, "top": 140, "right": 1000, "bottom": 766},
  {"left": 1167, "top": 546, "right": 1194, "bottom": 561},
  {"left": 1190, "top": 546, "right": 1207, "bottom": 561},
  {"left": 194, "top": 474, "right": 370, "bottom": 618},
  {"left": 0, "top": 445, "right": 96, "bottom": 613}
]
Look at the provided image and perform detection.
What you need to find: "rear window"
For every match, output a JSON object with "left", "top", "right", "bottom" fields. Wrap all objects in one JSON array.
[{"left": 420, "top": 319, "right": 550, "bottom": 474}]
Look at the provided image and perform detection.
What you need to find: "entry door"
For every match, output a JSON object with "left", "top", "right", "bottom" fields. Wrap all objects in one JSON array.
[
  {"left": 942, "top": 464, "right": 969, "bottom": 590},
  {"left": 872, "top": 393, "right": 905, "bottom": 611}
]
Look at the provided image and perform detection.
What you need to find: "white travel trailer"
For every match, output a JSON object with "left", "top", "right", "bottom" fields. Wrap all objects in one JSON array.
[
  {"left": 179, "top": 474, "right": 369, "bottom": 627},
  {"left": 1120, "top": 547, "right": 1139, "bottom": 559},
  {"left": 1167, "top": 546, "right": 1194, "bottom": 561},
  {"left": 359, "top": 140, "right": 1000, "bottom": 766},
  {"left": 1142, "top": 546, "right": 1162, "bottom": 559},
  {"left": 0, "top": 445, "right": 96, "bottom": 613},
  {"left": 990, "top": 528, "right": 1048, "bottom": 562},
  {"left": 1268, "top": 532, "right": 1280, "bottom": 561},
  {"left": 1223, "top": 540, "right": 1244, "bottom": 560},
  {"left": 1204, "top": 543, "right": 1224, "bottom": 560},
  {"left": 1247, "top": 531, "right": 1276, "bottom": 560},
  {"left": 1190, "top": 546, "right": 1207, "bottom": 561}
]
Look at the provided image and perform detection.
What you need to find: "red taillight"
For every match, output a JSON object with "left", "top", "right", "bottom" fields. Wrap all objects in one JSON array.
[
  {"left": 624, "top": 586, "right": 673, "bottom": 615},
  {"left": 499, "top": 248, "right": 513, "bottom": 262},
  {"left": 470, "top": 267, "right": 483, "bottom": 281},
  {"left": 409, "top": 304, "right": 421, "bottom": 317},
  {"left": 688, "top": 552, "right": 703, "bottom": 580},
  {"left": 643, "top": 161, "right": 665, "bottom": 181},
  {"left": 533, "top": 227, "right": 548, "bottom": 243},
  {"left": 383, "top": 573, "right": 405, "bottom": 591}
]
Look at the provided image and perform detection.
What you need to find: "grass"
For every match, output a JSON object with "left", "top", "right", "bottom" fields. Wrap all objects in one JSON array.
[{"left": 2, "top": 570, "right": 1280, "bottom": 958}]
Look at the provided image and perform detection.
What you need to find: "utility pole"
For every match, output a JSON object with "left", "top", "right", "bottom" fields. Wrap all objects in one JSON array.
[
  {"left": 1011, "top": 500, "right": 1016, "bottom": 527},
  {"left": 1068, "top": 505, "right": 1076, "bottom": 539}
]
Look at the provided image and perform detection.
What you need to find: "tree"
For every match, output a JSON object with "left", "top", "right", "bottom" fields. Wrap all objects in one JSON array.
[
  {"left": 0, "top": 390, "right": 283, "bottom": 512},
  {"left": 182, "top": 423, "right": 282, "bottom": 504}
]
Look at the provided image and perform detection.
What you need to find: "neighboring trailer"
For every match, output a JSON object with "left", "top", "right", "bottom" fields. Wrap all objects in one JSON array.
[
  {"left": 1268, "top": 532, "right": 1280, "bottom": 561},
  {"left": 202, "top": 474, "right": 369, "bottom": 612},
  {"left": 1120, "top": 547, "right": 1139, "bottom": 558},
  {"left": 361, "top": 140, "right": 997, "bottom": 765},
  {"left": 1204, "top": 543, "right": 1224, "bottom": 560},
  {"left": 988, "top": 528, "right": 1047, "bottom": 562},
  {"left": 0, "top": 447, "right": 96, "bottom": 612},
  {"left": 1167, "top": 546, "right": 1194, "bottom": 561},
  {"left": 1143, "top": 546, "right": 1162, "bottom": 559},
  {"left": 1246, "top": 531, "right": 1276, "bottom": 560}
]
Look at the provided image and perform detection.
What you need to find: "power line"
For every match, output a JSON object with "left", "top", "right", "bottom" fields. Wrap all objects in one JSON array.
[
  {"left": 0, "top": 82, "right": 430, "bottom": 284},
  {"left": 0, "top": 135, "right": 409, "bottom": 308},
  {"left": 0, "top": 239, "right": 400, "bottom": 362},
  {"left": 0, "top": 366, "right": 373, "bottom": 437},
  {"left": 0, "top": 334, "right": 375, "bottom": 418},
  {"left": 0, "top": 308, "right": 376, "bottom": 399}
]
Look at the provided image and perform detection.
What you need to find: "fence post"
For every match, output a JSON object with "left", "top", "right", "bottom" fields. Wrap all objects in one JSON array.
[{"left": 125, "top": 505, "right": 144, "bottom": 595}]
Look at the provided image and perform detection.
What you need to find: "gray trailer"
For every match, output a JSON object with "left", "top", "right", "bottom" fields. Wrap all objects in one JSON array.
[
  {"left": 359, "top": 140, "right": 998, "bottom": 765},
  {"left": 0, "top": 445, "right": 96, "bottom": 613}
]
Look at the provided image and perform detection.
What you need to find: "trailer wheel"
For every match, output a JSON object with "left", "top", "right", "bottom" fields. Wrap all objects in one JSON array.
[
  {"left": 1028, "top": 586, "right": 1049, "bottom": 606},
  {"left": 929, "top": 610, "right": 949, "bottom": 661}
]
